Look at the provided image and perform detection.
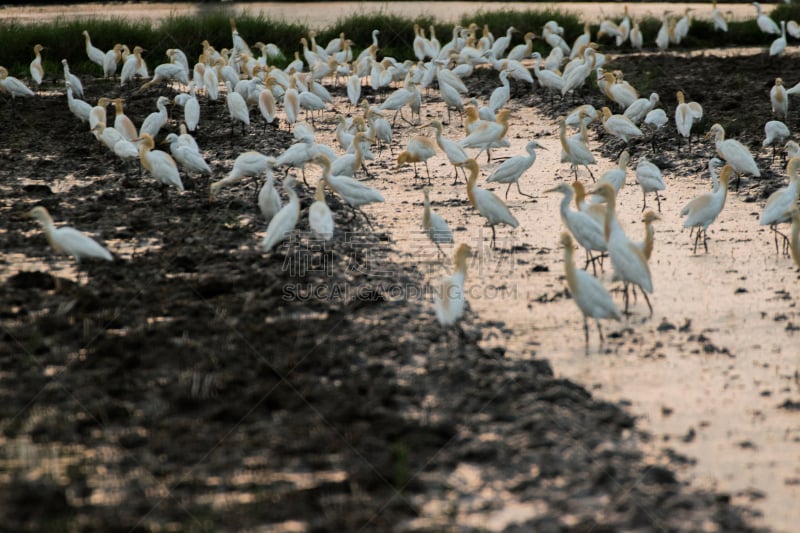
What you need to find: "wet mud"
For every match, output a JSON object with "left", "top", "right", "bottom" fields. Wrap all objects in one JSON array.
[{"left": 0, "top": 49, "right": 792, "bottom": 531}]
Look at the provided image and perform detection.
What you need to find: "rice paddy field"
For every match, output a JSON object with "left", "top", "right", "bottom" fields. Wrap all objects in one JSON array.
[{"left": 0, "top": 3, "right": 799, "bottom": 531}]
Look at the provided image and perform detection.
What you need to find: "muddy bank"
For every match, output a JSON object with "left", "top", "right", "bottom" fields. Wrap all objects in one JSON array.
[{"left": 0, "top": 57, "right": 772, "bottom": 531}]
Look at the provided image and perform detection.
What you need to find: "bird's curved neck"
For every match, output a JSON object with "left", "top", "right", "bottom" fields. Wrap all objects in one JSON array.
[
  {"left": 603, "top": 201, "right": 616, "bottom": 242},
  {"left": 466, "top": 169, "right": 478, "bottom": 208},
  {"left": 643, "top": 223, "right": 655, "bottom": 260},
  {"left": 562, "top": 245, "right": 578, "bottom": 293}
]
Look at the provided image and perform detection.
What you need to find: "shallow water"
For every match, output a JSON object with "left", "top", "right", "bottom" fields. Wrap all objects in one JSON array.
[{"left": 0, "top": 2, "right": 770, "bottom": 26}]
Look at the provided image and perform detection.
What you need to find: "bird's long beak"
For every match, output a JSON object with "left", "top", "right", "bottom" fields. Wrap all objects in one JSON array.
[{"left": 543, "top": 186, "right": 560, "bottom": 194}]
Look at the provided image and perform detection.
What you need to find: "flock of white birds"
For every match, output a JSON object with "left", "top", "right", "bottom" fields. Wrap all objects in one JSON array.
[{"left": 5, "top": 3, "right": 800, "bottom": 345}]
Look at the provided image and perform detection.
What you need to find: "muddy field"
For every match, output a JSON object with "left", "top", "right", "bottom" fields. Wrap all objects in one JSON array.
[{"left": 0, "top": 49, "right": 795, "bottom": 531}]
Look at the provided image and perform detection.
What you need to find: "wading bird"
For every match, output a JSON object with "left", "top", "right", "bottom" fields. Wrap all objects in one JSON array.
[
  {"left": 397, "top": 134, "right": 438, "bottom": 182},
  {"left": 460, "top": 158, "right": 518, "bottom": 248},
  {"left": 560, "top": 231, "right": 620, "bottom": 348},
  {"left": 313, "top": 154, "right": 384, "bottom": 228},
  {"left": 546, "top": 182, "right": 607, "bottom": 273},
  {"left": 635, "top": 157, "right": 666, "bottom": 212},
  {"left": 759, "top": 157, "right": 800, "bottom": 254},
  {"left": 134, "top": 132, "right": 184, "bottom": 199},
  {"left": 681, "top": 163, "right": 732, "bottom": 253},
  {"left": 434, "top": 243, "right": 471, "bottom": 328},
  {"left": 557, "top": 114, "right": 596, "bottom": 180},
  {"left": 675, "top": 91, "right": 703, "bottom": 151},
  {"left": 27, "top": 206, "right": 113, "bottom": 280},
  {"left": 309, "top": 179, "right": 334, "bottom": 241},
  {"left": 29, "top": 44, "right": 45, "bottom": 87},
  {"left": 422, "top": 186, "right": 454, "bottom": 256},
  {"left": 763, "top": 120, "right": 790, "bottom": 162},
  {"left": 211, "top": 151, "right": 272, "bottom": 199},
  {"left": 591, "top": 183, "right": 653, "bottom": 316},
  {"left": 257, "top": 159, "right": 282, "bottom": 222},
  {"left": 426, "top": 120, "right": 469, "bottom": 184},
  {"left": 705, "top": 123, "right": 760, "bottom": 189},
  {"left": 486, "top": 140, "right": 545, "bottom": 199},
  {"left": 262, "top": 177, "right": 300, "bottom": 252}
]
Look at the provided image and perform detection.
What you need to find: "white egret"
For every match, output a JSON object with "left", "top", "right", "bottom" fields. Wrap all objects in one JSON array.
[
  {"left": 557, "top": 115, "right": 596, "bottom": 180},
  {"left": 601, "top": 106, "right": 644, "bottom": 148},
  {"left": 433, "top": 243, "right": 471, "bottom": 328},
  {"left": 597, "top": 150, "right": 630, "bottom": 192},
  {"left": 211, "top": 151, "right": 271, "bottom": 200},
  {"left": 546, "top": 182, "right": 607, "bottom": 273},
  {"left": 675, "top": 90, "right": 703, "bottom": 150},
  {"left": 262, "top": 177, "right": 300, "bottom": 252},
  {"left": 427, "top": 120, "right": 469, "bottom": 184},
  {"left": 559, "top": 232, "right": 620, "bottom": 347},
  {"left": 397, "top": 134, "right": 438, "bottom": 182},
  {"left": 458, "top": 108, "right": 511, "bottom": 163},
  {"left": 770, "top": 20, "right": 788, "bottom": 57},
  {"left": 487, "top": 140, "right": 545, "bottom": 199},
  {"left": 92, "top": 123, "right": 138, "bottom": 168},
  {"left": 139, "top": 96, "right": 170, "bottom": 138},
  {"left": 763, "top": 120, "right": 790, "bottom": 162},
  {"left": 705, "top": 123, "right": 760, "bottom": 189},
  {"left": 165, "top": 133, "right": 211, "bottom": 176},
  {"left": 681, "top": 164, "right": 732, "bottom": 253},
  {"left": 712, "top": 0, "right": 728, "bottom": 32},
  {"left": 623, "top": 92, "right": 660, "bottom": 125},
  {"left": 27, "top": 207, "right": 113, "bottom": 273},
  {"left": 422, "top": 186, "right": 454, "bottom": 256},
  {"left": 600, "top": 71, "right": 638, "bottom": 110},
  {"left": 103, "top": 43, "right": 122, "bottom": 79},
  {"left": 460, "top": 158, "right": 518, "bottom": 248},
  {"left": 643, "top": 108, "right": 668, "bottom": 149},
  {"left": 134, "top": 132, "right": 184, "bottom": 199},
  {"left": 258, "top": 158, "right": 282, "bottom": 222},
  {"left": 630, "top": 21, "right": 644, "bottom": 50},
  {"left": 331, "top": 131, "right": 371, "bottom": 179},
  {"left": 66, "top": 84, "right": 92, "bottom": 123},
  {"left": 138, "top": 61, "right": 189, "bottom": 94},
  {"left": 565, "top": 104, "right": 600, "bottom": 128},
  {"left": 61, "top": 59, "right": 83, "bottom": 98},
  {"left": 760, "top": 157, "right": 800, "bottom": 253},
  {"left": 225, "top": 80, "right": 250, "bottom": 135},
  {"left": 120, "top": 45, "right": 147, "bottom": 86},
  {"left": 771, "top": 78, "right": 788, "bottom": 120},
  {"left": 313, "top": 154, "right": 384, "bottom": 228},
  {"left": 507, "top": 32, "right": 536, "bottom": 62},
  {"left": 489, "top": 70, "right": 511, "bottom": 113},
  {"left": 754, "top": 2, "right": 781, "bottom": 35},
  {"left": 111, "top": 98, "right": 137, "bottom": 141},
  {"left": 309, "top": 179, "right": 335, "bottom": 241},
  {"left": 0, "top": 66, "right": 35, "bottom": 103},
  {"left": 29, "top": 44, "right": 45, "bottom": 87},
  {"left": 635, "top": 157, "right": 666, "bottom": 212},
  {"left": 786, "top": 140, "right": 800, "bottom": 160},
  {"left": 591, "top": 183, "right": 653, "bottom": 316},
  {"left": 81, "top": 30, "right": 105, "bottom": 69},
  {"left": 182, "top": 84, "right": 200, "bottom": 132}
]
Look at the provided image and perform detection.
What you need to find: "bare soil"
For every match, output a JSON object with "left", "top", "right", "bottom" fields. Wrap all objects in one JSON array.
[{"left": 0, "top": 48, "right": 787, "bottom": 531}]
